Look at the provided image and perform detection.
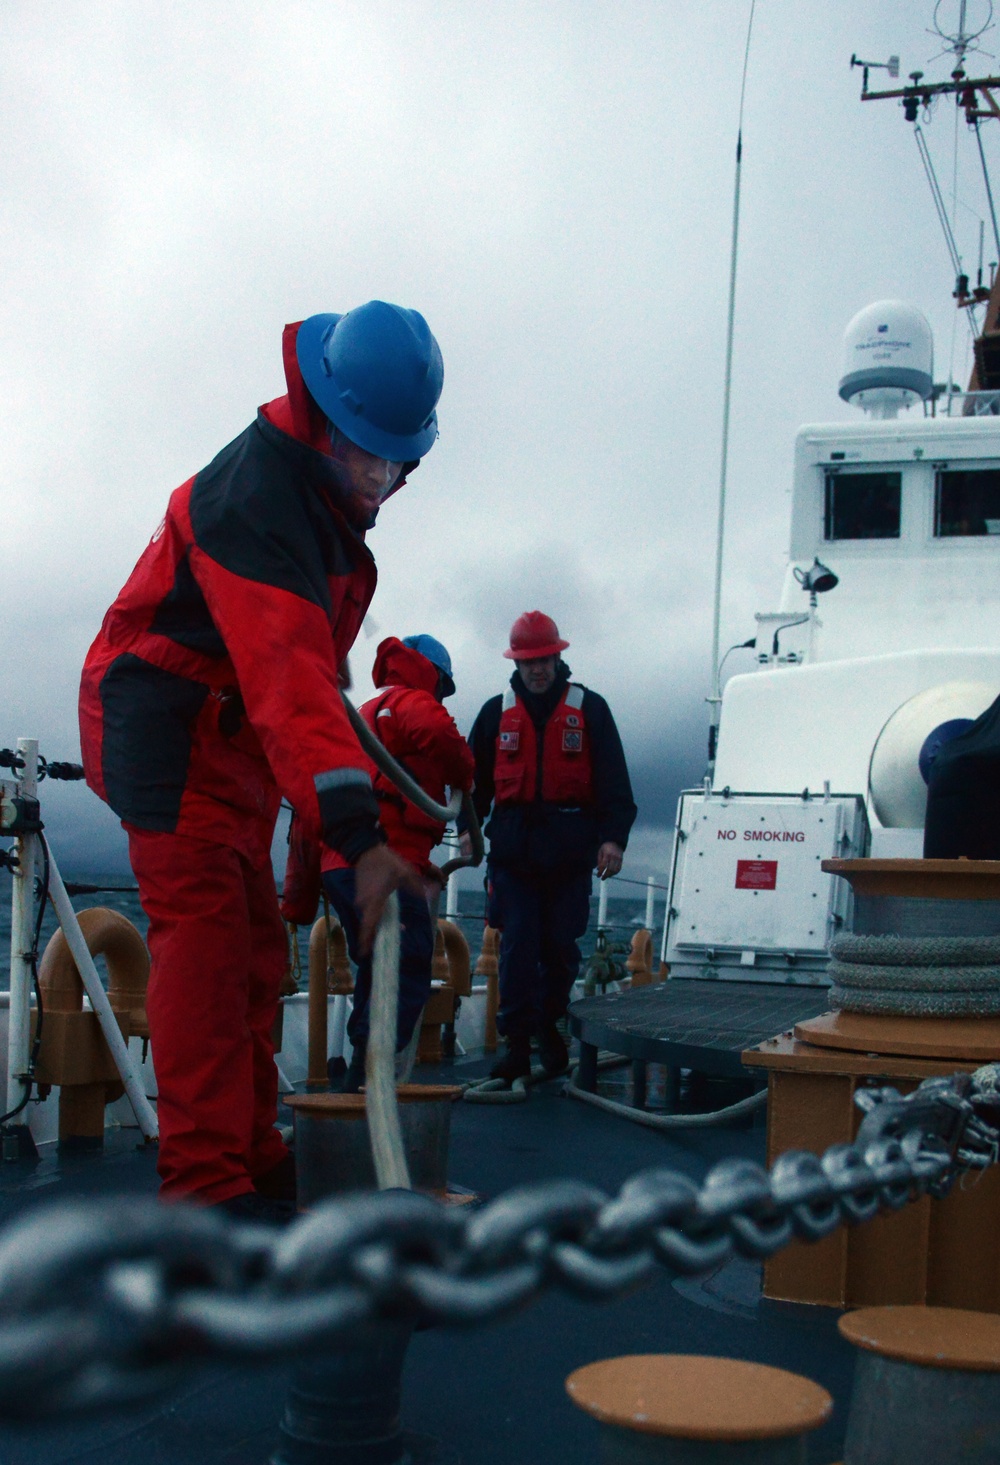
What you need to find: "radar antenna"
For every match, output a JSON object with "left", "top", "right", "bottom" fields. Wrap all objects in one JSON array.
[
  {"left": 854, "top": 2, "right": 1000, "bottom": 399},
  {"left": 930, "top": 0, "right": 994, "bottom": 67}
]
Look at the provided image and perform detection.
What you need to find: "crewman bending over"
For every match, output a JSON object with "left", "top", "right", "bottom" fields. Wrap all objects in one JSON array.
[
  {"left": 293, "top": 634, "right": 474, "bottom": 1092},
  {"left": 462, "top": 612, "right": 636, "bottom": 1086},
  {"left": 79, "top": 303, "right": 443, "bottom": 1218}
]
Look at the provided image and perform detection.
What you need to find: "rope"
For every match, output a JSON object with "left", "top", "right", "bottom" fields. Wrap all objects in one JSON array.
[
  {"left": 832, "top": 933, "right": 1000, "bottom": 965},
  {"left": 830, "top": 985, "right": 1000, "bottom": 1017},
  {"left": 462, "top": 1074, "right": 532, "bottom": 1104},
  {"left": 462, "top": 1052, "right": 630, "bottom": 1104},
  {"left": 565, "top": 1067, "right": 768, "bottom": 1128},
  {"left": 365, "top": 893, "right": 410, "bottom": 1190},
  {"left": 830, "top": 959, "right": 1000, "bottom": 992},
  {"left": 830, "top": 931, "right": 1000, "bottom": 1017}
]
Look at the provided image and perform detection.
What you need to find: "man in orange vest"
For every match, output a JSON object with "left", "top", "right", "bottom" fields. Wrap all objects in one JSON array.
[{"left": 462, "top": 612, "right": 636, "bottom": 1084}]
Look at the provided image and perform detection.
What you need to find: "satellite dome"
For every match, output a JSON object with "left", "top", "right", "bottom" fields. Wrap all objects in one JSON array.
[{"left": 839, "top": 300, "right": 934, "bottom": 418}]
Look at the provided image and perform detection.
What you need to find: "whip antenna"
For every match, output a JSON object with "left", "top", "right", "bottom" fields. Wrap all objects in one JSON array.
[{"left": 708, "top": 0, "right": 757, "bottom": 771}]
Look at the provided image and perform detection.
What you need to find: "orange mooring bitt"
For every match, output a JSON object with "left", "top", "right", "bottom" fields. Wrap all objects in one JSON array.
[
  {"left": 747, "top": 857, "right": 1000, "bottom": 1312},
  {"left": 626, "top": 928, "right": 659, "bottom": 986},
  {"left": 306, "top": 913, "right": 353, "bottom": 1090},
  {"left": 474, "top": 926, "right": 500, "bottom": 1052},
  {"left": 417, "top": 922, "right": 471, "bottom": 1066},
  {"left": 35, "top": 907, "right": 149, "bottom": 1145},
  {"left": 566, "top": 1354, "right": 831, "bottom": 1461}
]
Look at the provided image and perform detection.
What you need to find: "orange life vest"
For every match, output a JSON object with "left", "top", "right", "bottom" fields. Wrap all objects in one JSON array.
[{"left": 494, "top": 684, "right": 593, "bottom": 805}]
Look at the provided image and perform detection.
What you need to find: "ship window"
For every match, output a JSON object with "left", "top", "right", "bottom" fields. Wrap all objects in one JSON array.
[
  {"left": 824, "top": 471, "right": 901, "bottom": 540},
  {"left": 935, "top": 468, "right": 1000, "bottom": 536}
]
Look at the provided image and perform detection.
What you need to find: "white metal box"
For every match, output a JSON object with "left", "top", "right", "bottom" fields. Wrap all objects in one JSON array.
[{"left": 661, "top": 789, "right": 869, "bottom": 985}]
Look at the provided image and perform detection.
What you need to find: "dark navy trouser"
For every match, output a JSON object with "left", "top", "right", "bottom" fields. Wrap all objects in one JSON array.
[
  {"left": 322, "top": 870, "right": 434, "bottom": 1050},
  {"left": 488, "top": 863, "right": 592, "bottom": 1041}
]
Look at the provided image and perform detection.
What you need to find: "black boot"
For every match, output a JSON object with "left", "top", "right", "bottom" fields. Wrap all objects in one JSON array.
[
  {"left": 537, "top": 1021, "right": 569, "bottom": 1076},
  {"left": 330, "top": 1045, "right": 366, "bottom": 1093},
  {"left": 489, "top": 1035, "right": 531, "bottom": 1086},
  {"left": 253, "top": 1151, "right": 297, "bottom": 1203}
]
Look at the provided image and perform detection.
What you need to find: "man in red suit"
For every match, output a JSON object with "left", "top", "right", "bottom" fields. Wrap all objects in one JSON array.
[
  {"left": 79, "top": 304, "right": 443, "bottom": 1216},
  {"left": 316, "top": 634, "right": 474, "bottom": 1091}
]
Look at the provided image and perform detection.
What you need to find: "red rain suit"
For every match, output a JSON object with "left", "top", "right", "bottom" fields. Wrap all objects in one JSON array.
[
  {"left": 78, "top": 323, "right": 398, "bottom": 1204},
  {"left": 321, "top": 637, "right": 475, "bottom": 878}
]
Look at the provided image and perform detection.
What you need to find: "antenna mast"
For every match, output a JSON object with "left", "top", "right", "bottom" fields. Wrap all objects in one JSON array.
[
  {"left": 852, "top": 2, "right": 1000, "bottom": 386},
  {"left": 707, "top": 0, "right": 757, "bottom": 774}
]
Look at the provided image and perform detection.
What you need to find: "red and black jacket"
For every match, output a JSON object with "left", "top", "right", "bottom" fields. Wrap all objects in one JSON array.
[
  {"left": 322, "top": 637, "right": 474, "bottom": 878},
  {"left": 79, "top": 322, "right": 402, "bottom": 869}
]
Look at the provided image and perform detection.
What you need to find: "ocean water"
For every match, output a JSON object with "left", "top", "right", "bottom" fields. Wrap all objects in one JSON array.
[{"left": 0, "top": 872, "right": 654, "bottom": 989}]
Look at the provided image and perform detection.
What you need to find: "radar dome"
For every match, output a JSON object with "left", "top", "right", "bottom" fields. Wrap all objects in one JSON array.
[
  {"left": 839, "top": 300, "right": 934, "bottom": 418},
  {"left": 868, "top": 681, "right": 995, "bottom": 828}
]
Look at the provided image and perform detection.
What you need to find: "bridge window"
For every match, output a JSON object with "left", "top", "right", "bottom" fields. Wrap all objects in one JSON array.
[
  {"left": 824, "top": 471, "right": 901, "bottom": 540},
  {"left": 935, "top": 468, "right": 1000, "bottom": 536}
]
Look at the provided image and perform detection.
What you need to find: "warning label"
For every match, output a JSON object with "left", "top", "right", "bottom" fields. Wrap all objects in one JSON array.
[{"left": 735, "top": 859, "right": 778, "bottom": 891}]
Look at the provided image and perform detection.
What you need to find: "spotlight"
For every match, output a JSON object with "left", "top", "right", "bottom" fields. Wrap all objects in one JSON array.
[{"left": 794, "top": 558, "right": 839, "bottom": 596}]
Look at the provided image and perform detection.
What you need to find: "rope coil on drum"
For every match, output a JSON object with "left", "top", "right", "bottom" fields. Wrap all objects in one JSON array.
[{"left": 829, "top": 932, "right": 1000, "bottom": 1018}]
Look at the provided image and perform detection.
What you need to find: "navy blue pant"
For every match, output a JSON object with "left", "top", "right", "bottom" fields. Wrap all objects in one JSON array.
[
  {"left": 488, "top": 864, "right": 592, "bottom": 1041},
  {"left": 322, "top": 870, "right": 434, "bottom": 1050}
]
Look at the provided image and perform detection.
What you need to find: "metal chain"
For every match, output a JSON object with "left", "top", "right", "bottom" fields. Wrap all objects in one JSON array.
[{"left": 0, "top": 1067, "right": 998, "bottom": 1420}]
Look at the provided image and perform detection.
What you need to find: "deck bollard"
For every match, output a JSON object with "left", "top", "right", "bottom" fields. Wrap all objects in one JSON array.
[
  {"left": 35, "top": 908, "right": 146, "bottom": 1148},
  {"left": 286, "top": 1087, "right": 462, "bottom": 1204},
  {"left": 474, "top": 926, "right": 500, "bottom": 1051},
  {"left": 272, "top": 1318, "right": 415, "bottom": 1465},
  {"left": 839, "top": 1305, "right": 1000, "bottom": 1464},
  {"left": 566, "top": 1355, "right": 832, "bottom": 1464},
  {"left": 626, "top": 929, "right": 655, "bottom": 987},
  {"left": 307, "top": 914, "right": 354, "bottom": 1091}
]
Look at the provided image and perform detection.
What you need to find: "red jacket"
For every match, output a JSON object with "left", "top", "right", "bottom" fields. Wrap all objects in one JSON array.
[
  {"left": 79, "top": 323, "right": 399, "bottom": 869},
  {"left": 321, "top": 637, "right": 475, "bottom": 877},
  {"left": 493, "top": 684, "right": 593, "bottom": 805}
]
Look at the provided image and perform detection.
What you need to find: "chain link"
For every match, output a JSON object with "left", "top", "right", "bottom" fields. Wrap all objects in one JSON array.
[{"left": 0, "top": 1066, "right": 997, "bottom": 1420}]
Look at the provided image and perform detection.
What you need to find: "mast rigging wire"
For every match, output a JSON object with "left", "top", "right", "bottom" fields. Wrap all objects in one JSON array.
[
  {"left": 915, "top": 122, "right": 964, "bottom": 276},
  {"left": 974, "top": 116, "right": 1000, "bottom": 265}
]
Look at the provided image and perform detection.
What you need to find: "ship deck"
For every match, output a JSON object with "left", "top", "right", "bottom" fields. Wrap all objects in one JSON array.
[{"left": 0, "top": 1051, "right": 857, "bottom": 1465}]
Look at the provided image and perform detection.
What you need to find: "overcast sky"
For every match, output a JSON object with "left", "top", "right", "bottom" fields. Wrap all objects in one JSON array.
[{"left": 2, "top": 1, "right": 995, "bottom": 877}]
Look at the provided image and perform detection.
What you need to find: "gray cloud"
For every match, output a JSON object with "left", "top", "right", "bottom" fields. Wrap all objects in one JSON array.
[{"left": 1, "top": 1, "right": 987, "bottom": 879}]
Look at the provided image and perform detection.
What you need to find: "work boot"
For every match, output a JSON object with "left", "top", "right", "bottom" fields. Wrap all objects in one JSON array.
[
  {"left": 489, "top": 1037, "right": 531, "bottom": 1087},
  {"left": 331, "top": 1046, "right": 367, "bottom": 1093},
  {"left": 212, "top": 1191, "right": 297, "bottom": 1226},
  {"left": 537, "top": 1021, "right": 569, "bottom": 1077},
  {"left": 253, "top": 1151, "right": 297, "bottom": 1204}
]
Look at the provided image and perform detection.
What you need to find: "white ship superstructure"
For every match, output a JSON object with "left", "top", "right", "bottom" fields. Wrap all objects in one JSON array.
[
  {"left": 663, "top": 300, "right": 1000, "bottom": 981},
  {"left": 715, "top": 408, "right": 1000, "bottom": 828}
]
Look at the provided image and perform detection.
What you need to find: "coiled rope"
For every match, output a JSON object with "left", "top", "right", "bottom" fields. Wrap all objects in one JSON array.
[
  {"left": 564, "top": 1065, "right": 768, "bottom": 1128},
  {"left": 829, "top": 932, "right": 1000, "bottom": 1018}
]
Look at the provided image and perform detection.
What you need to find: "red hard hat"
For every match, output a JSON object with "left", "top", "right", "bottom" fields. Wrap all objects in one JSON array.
[{"left": 503, "top": 611, "right": 570, "bottom": 661}]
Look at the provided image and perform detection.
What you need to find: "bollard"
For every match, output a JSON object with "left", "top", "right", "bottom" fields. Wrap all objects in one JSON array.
[
  {"left": 286, "top": 1087, "right": 462, "bottom": 1204},
  {"left": 566, "top": 1355, "right": 831, "bottom": 1464},
  {"left": 307, "top": 914, "right": 354, "bottom": 1091},
  {"left": 626, "top": 929, "right": 655, "bottom": 987},
  {"left": 839, "top": 1305, "right": 1000, "bottom": 1464},
  {"left": 474, "top": 926, "right": 500, "bottom": 1052},
  {"left": 272, "top": 1318, "right": 415, "bottom": 1465},
  {"left": 35, "top": 908, "right": 145, "bottom": 1148}
]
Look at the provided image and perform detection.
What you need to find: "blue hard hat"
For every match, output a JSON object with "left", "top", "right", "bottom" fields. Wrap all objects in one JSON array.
[
  {"left": 296, "top": 302, "right": 443, "bottom": 461},
  {"left": 402, "top": 634, "right": 455, "bottom": 695}
]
